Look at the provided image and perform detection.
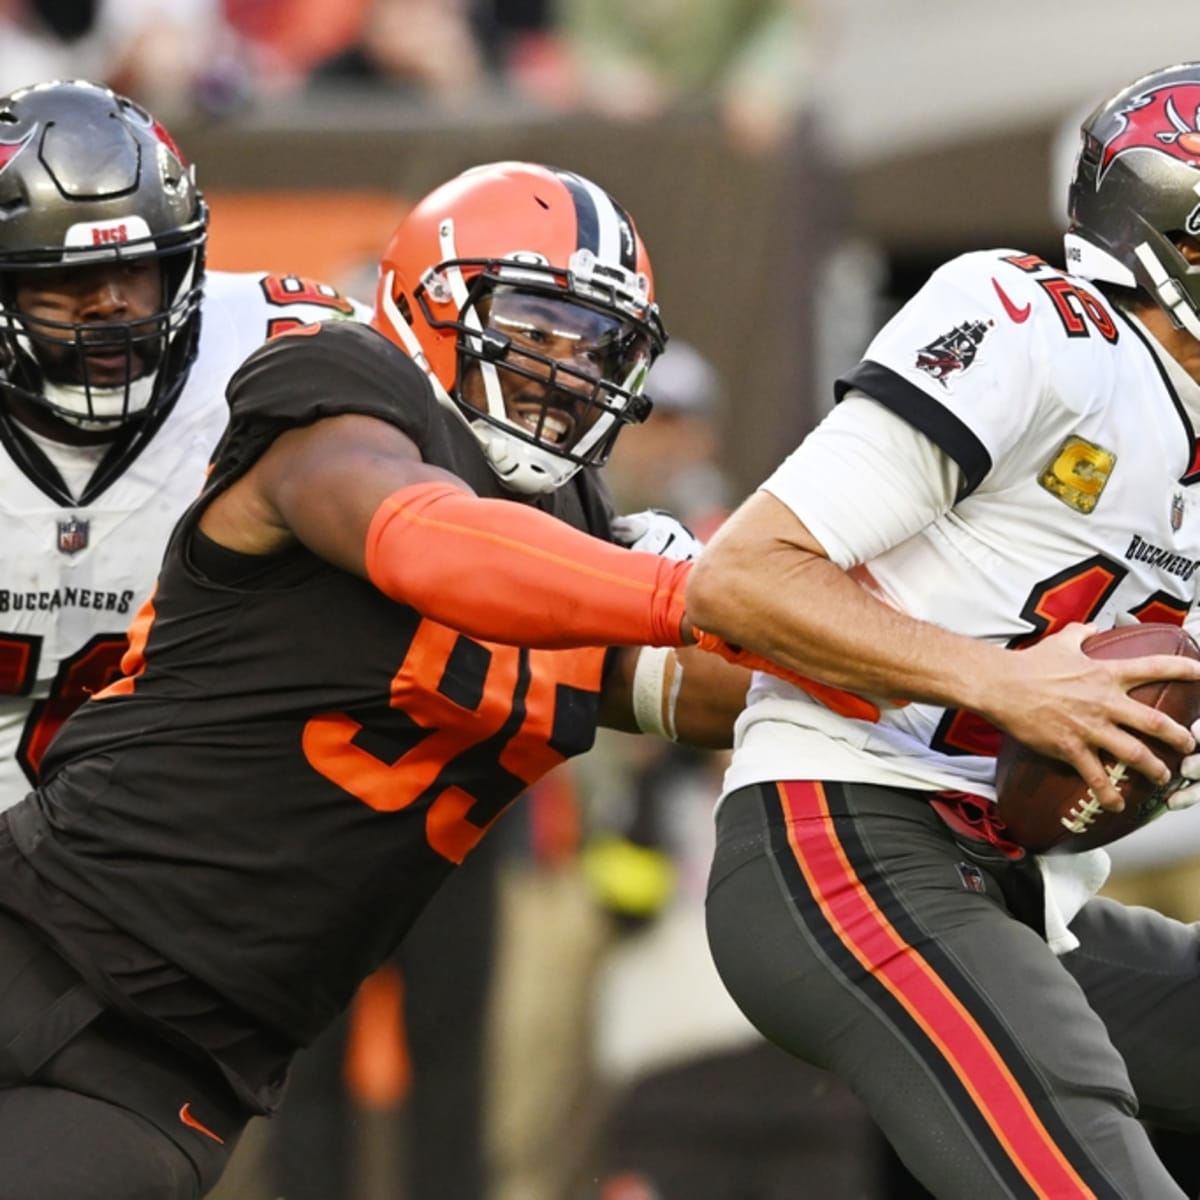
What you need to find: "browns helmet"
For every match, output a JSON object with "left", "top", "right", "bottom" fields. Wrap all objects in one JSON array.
[
  {"left": 1066, "top": 63, "right": 1200, "bottom": 337},
  {"left": 373, "top": 161, "right": 666, "bottom": 494},
  {"left": 0, "top": 80, "right": 206, "bottom": 431}
]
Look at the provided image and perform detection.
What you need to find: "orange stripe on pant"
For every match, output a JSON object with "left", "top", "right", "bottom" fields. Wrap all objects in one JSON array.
[{"left": 776, "top": 781, "right": 1096, "bottom": 1200}]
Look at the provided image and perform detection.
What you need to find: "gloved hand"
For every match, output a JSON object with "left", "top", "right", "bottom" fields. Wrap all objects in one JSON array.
[
  {"left": 1170, "top": 717, "right": 1200, "bottom": 810},
  {"left": 611, "top": 509, "right": 703, "bottom": 561}
]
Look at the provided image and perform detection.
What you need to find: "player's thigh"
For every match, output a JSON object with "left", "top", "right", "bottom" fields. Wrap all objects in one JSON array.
[
  {"left": 1065, "top": 895, "right": 1200, "bottom": 1128},
  {"left": 0, "top": 1084, "right": 199, "bottom": 1200},
  {"left": 707, "top": 782, "right": 1102, "bottom": 1076},
  {"left": 707, "top": 782, "right": 1177, "bottom": 1199}
]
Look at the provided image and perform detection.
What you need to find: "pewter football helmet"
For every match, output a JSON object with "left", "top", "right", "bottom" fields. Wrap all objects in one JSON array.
[
  {"left": 0, "top": 80, "right": 207, "bottom": 430},
  {"left": 1066, "top": 63, "right": 1200, "bottom": 338}
]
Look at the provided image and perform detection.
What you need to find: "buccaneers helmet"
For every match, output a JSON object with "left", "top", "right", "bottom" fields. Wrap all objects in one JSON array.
[
  {"left": 1065, "top": 63, "right": 1200, "bottom": 338},
  {"left": 0, "top": 80, "right": 206, "bottom": 430},
  {"left": 373, "top": 161, "right": 666, "bottom": 494}
]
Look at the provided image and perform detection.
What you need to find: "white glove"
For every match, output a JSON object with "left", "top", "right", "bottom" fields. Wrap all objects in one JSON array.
[
  {"left": 1170, "top": 717, "right": 1200, "bottom": 811},
  {"left": 610, "top": 509, "right": 703, "bottom": 561}
]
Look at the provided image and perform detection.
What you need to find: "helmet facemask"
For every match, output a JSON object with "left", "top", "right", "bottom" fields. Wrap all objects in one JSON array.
[
  {"left": 1, "top": 239, "right": 205, "bottom": 432},
  {"left": 0, "top": 80, "right": 207, "bottom": 439},
  {"left": 413, "top": 256, "right": 663, "bottom": 494}
]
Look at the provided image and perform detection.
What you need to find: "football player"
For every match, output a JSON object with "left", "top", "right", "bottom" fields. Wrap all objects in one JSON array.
[
  {"left": 0, "top": 79, "right": 367, "bottom": 810},
  {"left": 0, "top": 161, "right": 758, "bottom": 1197},
  {"left": 691, "top": 62, "right": 1200, "bottom": 1198}
]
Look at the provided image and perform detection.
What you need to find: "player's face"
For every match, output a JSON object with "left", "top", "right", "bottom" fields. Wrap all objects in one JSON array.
[
  {"left": 12, "top": 258, "right": 164, "bottom": 387},
  {"left": 459, "top": 288, "right": 653, "bottom": 446}
]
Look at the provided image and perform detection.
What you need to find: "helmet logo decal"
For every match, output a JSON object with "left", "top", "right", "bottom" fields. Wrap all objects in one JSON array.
[
  {"left": 0, "top": 128, "right": 34, "bottom": 175},
  {"left": 149, "top": 117, "right": 187, "bottom": 166},
  {"left": 1100, "top": 83, "right": 1200, "bottom": 180}
]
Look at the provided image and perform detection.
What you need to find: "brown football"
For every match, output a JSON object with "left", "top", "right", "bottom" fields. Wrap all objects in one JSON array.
[{"left": 994, "top": 623, "right": 1200, "bottom": 854}]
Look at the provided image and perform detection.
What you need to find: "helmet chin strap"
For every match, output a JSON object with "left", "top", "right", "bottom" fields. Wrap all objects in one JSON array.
[
  {"left": 471, "top": 420, "right": 580, "bottom": 495},
  {"left": 42, "top": 370, "right": 158, "bottom": 431},
  {"left": 1135, "top": 242, "right": 1200, "bottom": 341}
]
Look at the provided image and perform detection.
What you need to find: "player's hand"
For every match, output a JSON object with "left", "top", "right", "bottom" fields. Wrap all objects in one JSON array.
[
  {"left": 986, "top": 623, "right": 1200, "bottom": 811},
  {"left": 1170, "top": 718, "right": 1200, "bottom": 811},
  {"left": 611, "top": 509, "right": 703, "bottom": 561}
]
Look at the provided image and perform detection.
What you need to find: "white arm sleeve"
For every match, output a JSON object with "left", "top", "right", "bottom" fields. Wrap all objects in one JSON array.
[{"left": 762, "top": 392, "right": 963, "bottom": 568}]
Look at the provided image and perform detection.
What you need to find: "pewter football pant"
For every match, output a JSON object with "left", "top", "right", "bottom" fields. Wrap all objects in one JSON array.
[{"left": 707, "top": 781, "right": 1200, "bottom": 1199}]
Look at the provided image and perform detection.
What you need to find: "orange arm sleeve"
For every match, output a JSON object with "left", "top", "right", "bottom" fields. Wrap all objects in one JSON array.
[
  {"left": 365, "top": 483, "right": 690, "bottom": 648},
  {"left": 692, "top": 630, "right": 882, "bottom": 722}
]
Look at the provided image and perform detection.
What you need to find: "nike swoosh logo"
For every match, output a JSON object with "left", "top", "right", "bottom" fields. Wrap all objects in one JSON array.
[
  {"left": 179, "top": 1102, "right": 225, "bottom": 1144},
  {"left": 992, "top": 277, "right": 1031, "bottom": 323}
]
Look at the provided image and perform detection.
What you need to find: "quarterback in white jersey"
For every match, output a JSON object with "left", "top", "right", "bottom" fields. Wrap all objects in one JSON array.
[
  {"left": 0, "top": 81, "right": 368, "bottom": 806},
  {"left": 725, "top": 243, "right": 1200, "bottom": 799},
  {"left": 693, "top": 63, "right": 1200, "bottom": 1199}
]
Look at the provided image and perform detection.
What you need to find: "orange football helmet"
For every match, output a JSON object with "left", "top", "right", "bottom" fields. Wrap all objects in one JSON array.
[{"left": 373, "top": 162, "right": 666, "bottom": 494}]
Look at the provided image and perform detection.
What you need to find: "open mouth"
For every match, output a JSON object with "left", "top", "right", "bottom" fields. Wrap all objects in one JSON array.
[{"left": 511, "top": 402, "right": 576, "bottom": 446}]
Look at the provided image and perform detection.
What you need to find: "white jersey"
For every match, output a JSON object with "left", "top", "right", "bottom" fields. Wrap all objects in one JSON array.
[
  {"left": 0, "top": 269, "right": 369, "bottom": 806},
  {"left": 726, "top": 248, "right": 1200, "bottom": 799}
]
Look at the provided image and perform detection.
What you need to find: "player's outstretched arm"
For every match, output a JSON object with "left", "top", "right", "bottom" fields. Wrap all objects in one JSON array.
[
  {"left": 599, "top": 644, "right": 750, "bottom": 749},
  {"left": 603, "top": 506, "right": 861, "bottom": 741},
  {"left": 201, "top": 412, "right": 692, "bottom": 650}
]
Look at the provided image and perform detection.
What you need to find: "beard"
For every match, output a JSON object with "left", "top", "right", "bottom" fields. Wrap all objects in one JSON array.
[{"left": 23, "top": 320, "right": 163, "bottom": 389}]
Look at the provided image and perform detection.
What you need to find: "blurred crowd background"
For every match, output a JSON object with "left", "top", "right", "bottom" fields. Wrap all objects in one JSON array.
[{"left": 8, "top": 1, "right": 1200, "bottom": 1197}]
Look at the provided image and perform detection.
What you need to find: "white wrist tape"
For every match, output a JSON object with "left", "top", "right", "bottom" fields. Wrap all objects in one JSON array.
[{"left": 631, "top": 645, "right": 681, "bottom": 741}]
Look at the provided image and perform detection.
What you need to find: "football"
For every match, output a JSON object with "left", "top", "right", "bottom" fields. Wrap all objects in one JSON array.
[{"left": 994, "top": 623, "right": 1200, "bottom": 854}]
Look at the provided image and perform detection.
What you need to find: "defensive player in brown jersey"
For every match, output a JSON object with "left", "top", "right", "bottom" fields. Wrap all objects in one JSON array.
[{"left": 0, "top": 162, "right": 776, "bottom": 1198}]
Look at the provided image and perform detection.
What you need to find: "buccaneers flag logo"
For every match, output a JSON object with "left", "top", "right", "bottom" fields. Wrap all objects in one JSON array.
[
  {"left": 0, "top": 129, "right": 34, "bottom": 175},
  {"left": 1100, "top": 83, "right": 1200, "bottom": 179},
  {"left": 914, "top": 319, "right": 991, "bottom": 387}
]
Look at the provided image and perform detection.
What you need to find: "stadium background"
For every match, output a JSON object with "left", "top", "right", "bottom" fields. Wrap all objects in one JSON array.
[{"left": 189, "top": 0, "right": 1196, "bottom": 501}]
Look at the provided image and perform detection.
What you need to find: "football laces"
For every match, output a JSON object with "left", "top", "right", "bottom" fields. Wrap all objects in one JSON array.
[{"left": 1061, "top": 762, "right": 1127, "bottom": 833}]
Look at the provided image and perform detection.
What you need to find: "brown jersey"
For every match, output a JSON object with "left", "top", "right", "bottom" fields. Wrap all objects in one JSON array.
[{"left": 1, "top": 321, "right": 616, "bottom": 1048}]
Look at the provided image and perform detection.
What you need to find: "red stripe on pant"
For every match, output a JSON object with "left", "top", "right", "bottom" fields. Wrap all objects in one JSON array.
[{"left": 777, "top": 780, "right": 1096, "bottom": 1200}]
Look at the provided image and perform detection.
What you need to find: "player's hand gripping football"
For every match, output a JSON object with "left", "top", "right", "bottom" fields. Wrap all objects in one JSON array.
[{"left": 985, "top": 622, "right": 1200, "bottom": 813}]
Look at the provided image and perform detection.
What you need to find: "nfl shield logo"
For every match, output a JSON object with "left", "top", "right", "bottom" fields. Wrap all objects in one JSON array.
[
  {"left": 956, "top": 862, "right": 987, "bottom": 895},
  {"left": 57, "top": 516, "right": 89, "bottom": 556},
  {"left": 1171, "top": 493, "right": 1186, "bottom": 532}
]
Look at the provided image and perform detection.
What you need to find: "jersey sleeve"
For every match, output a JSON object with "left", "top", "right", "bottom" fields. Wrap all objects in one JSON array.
[
  {"left": 762, "top": 394, "right": 962, "bottom": 567},
  {"left": 833, "top": 250, "right": 1047, "bottom": 498},
  {"left": 210, "top": 322, "right": 438, "bottom": 486}
]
